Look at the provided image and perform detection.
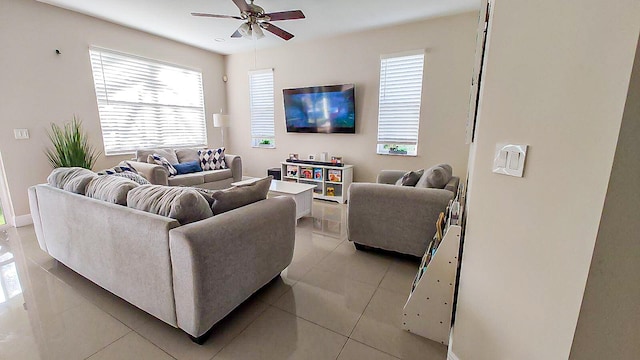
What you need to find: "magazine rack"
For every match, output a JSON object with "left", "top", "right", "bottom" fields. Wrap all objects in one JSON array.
[{"left": 402, "top": 198, "right": 462, "bottom": 345}]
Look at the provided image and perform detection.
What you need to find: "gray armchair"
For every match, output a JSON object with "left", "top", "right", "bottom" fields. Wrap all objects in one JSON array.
[{"left": 347, "top": 168, "right": 459, "bottom": 257}]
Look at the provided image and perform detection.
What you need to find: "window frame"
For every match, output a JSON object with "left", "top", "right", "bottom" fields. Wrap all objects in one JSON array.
[
  {"left": 376, "top": 50, "right": 426, "bottom": 157},
  {"left": 89, "top": 47, "right": 207, "bottom": 156},
  {"left": 248, "top": 68, "right": 276, "bottom": 149}
]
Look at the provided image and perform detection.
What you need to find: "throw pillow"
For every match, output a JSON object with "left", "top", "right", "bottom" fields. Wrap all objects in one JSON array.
[
  {"left": 211, "top": 176, "right": 272, "bottom": 215},
  {"left": 127, "top": 185, "right": 213, "bottom": 225},
  {"left": 173, "top": 160, "right": 203, "bottom": 175},
  {"left": 136, "top": 148, "right": 179, "bottom": 165},
  {"left": 112, "top": 171, "right": 150, "bottom": 185},
  {"left": 394, "top": 169, "right": 425, "bottom": 187},
  {"left": 148, "top": 154, "right": 178, "bottom": 176},
  {"left": 86, "top": 175, "right": 139, "bottom": 205},
  {"left": 47, "top": 167, "right": 98, "bottom": 195},
  {"left": 198, "top": 148, "right": 227, "bottom": 171},
  {"left": 97, "top": 163, "right": 137, "bottom": 175}
]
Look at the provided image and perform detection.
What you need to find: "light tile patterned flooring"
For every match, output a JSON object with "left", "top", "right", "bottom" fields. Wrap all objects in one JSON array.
[{"left": 0, "top": 201, "right": 446, "bottom": 360}]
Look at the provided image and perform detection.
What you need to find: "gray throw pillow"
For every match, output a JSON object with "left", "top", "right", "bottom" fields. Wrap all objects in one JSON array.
[
  {"left": 424, "top": 166, "right": 451, "bottom": 189},
  {"left": 86, "top": 175, "right": 139, "bottom": 205},
  {"left": 211, "top": 176, "right": 272, "bottom": 215},
  {"left": 127, "top": 185, "right": 213, "bottom": 225},
  {"left": 175, "top": 148, "right": 201, "bottom": 164},
  {"left": 47, "top": 167, "right": 98, "bottom": 195},
  {"left": 136, "top": 148, "right": 179, "bottom": 165},
  {"left": 394, "top": 169, "right": 425, "bottom": 187}
]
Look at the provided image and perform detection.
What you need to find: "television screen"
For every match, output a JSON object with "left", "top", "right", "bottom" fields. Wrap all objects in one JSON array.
[{"left": 283, "top": 84, "right": 355, "bottom": 133}]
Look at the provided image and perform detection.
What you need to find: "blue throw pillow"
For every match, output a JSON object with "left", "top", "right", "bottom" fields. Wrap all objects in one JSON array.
[{"left": 174, "top": 160, "right": 203, "bottom": 175}]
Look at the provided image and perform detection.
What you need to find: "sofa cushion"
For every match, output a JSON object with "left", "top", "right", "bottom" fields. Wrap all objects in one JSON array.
[
  {"left": 168, "top": 172, "right": 205, "bottom": 187},
  {"left": 416, "top": 165, "right": 452, "bottom": 189},
  {"left": 136, "top": 148, "right": 179, "bottom": 165},
  {"left": 175, "top": 148, "right": 201, "bottom": 164},
  {"left": 436, "top": 164, "right": 453, "bottom": 179},
  {"left": 112, "top": 171, "right": 150, "bottom": 185},
  {"left": 395, "top": 169, "right": 424, "bottom": 187},
  {"left": 202, "top": 169, "right": 233, "bottom": 183},
  {"left": 127, "top": 185, "right": 213, "bottom": 225},
  {"left": 198, "top": 148, "right": 226, "bottom": 171},
  {"left": 86, "top": 175, "right": 139, "bottom": 205},
  {"left": 47, "top": 167, "right": 97, "bottom": 195},
  {"left": 210, "top": 176, "right": 272, "bottom": 215},
  {"left": 173, "top": 160, "right": 202, "bottom": 175},
  {"left": 148, "top": 154, "right": 178, "bottom": 176}
]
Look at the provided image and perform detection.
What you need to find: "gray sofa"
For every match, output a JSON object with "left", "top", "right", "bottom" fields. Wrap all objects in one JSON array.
[
  {"left": 130, "top": 148, "right": 242, "bottom": 190},
  {"left": 28, "top": 183, "right": 295, "bottom": 343},
  {"left": 348, "top": 166, "right": 459, "bottom": 257}
]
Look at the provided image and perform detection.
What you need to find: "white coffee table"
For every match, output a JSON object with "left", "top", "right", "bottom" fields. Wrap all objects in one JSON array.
[{"left": 231, "top": 179, "right": 316, "bottom": 220}]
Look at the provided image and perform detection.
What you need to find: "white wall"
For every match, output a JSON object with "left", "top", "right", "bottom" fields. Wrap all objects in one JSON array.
[
  {"left": 451, "top": 0, "right": 640, "bottom": 359},
  {"left": 0, "top": 0, "right": 227, "bottom": 218},
  {"left": 224, "top": 12, "right": 477, "bottom": 181},
  {"left": 569, "top": 34, "right": 640, "bottom": 360}
]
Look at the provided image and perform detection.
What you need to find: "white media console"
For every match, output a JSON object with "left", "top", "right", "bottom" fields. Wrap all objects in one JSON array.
[{"left": 281, "top": 161, "right": 353, "bottom": 204}]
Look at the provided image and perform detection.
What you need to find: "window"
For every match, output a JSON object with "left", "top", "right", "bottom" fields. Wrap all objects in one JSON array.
[
  {"left": 249, "top": 69, "right": 275, "bottom": 148},
  {"left": 376, "top": 51, "right": 425, "bottom": 156},
  {"left": 89, "top": 48, "right": 206, "bottom": 155}
]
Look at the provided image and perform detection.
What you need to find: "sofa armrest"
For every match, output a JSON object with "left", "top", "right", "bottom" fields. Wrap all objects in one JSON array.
[
  {"left": 347, "top": 183, "right": 454, "bottom": 256},
  {"left": 377, "top": 170, "right": 407, "bottom": 185},
  {"left": 169, "top": 196, "right": 295, "bottom": 337},
  {"left": 445, "top": 176, "right": 460, "bottom": 194},
  {"left": 225, "top": 154, "right": 242, "bottom": 182},
  {"left": 128, "top": 161, "right": 169, "bottom": 185}
]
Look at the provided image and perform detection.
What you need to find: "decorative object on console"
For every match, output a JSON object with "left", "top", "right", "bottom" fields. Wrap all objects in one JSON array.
[
  {"left": 198, "top": 148, "right": 227, "bottom": 171},
  {"left": 148, "top": 154, "right": 178, "bottom": 176},
  {"left": 289, "top": 153, "right": 299, "bottom": 161},
  {"left": 331, "top": 156, "right": 343, "bottom": 164},
  {"left": 320, "top": 152, "right": 328, "bottom": 161},
  {"left": 213, "top": 112, "right": 230, "bottom": 147},
  {"left": 308, "top": 154, "right": 315, "bottom": 160}
]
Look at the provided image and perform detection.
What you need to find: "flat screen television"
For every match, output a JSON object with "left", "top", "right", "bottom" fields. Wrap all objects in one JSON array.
[{"left": 283, "top": 84, "right": 356, "bottom": 133}]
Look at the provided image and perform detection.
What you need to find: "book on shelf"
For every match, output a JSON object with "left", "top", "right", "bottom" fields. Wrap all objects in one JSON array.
[
  {"left": 286, "top": 165, "right": 298, "bottom": 177},
  {"left": 313, "top": 168, "right": 323, "bottom": 180},
  {"left": 301, "top": 167, "right": 313, "bottom": 179},
  {"left": 328, "top": 169, "right": 342, "bottom": 182}
]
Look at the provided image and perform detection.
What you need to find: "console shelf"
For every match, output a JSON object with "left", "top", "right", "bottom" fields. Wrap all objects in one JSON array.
[{"left": 281, "top": 162, "right": 353, "bottom": 204}]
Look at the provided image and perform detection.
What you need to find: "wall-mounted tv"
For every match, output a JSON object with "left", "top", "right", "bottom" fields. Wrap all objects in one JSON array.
[{"left": 283, "top": 84, "right": 356, "bottom": 134}]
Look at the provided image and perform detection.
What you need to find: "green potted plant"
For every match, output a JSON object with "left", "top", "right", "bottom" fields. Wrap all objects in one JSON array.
[{"left": 45, "top": 116, "right": 101, "bottom": 169}]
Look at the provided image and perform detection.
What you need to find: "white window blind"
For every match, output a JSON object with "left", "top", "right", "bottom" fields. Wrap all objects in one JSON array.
[
  {"left": 249, "top": 69, "right": 275, "bottom": 148},
  {"left": 89, "top": 48, "right": 206, "bottom": 155},
  {"left": 377, "top": 51, "right": 425, "bottom": 155}
]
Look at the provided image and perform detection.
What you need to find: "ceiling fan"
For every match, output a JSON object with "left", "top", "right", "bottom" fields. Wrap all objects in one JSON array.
[{"left": 191, "top": 0, "right": 305, "bottom": 41}]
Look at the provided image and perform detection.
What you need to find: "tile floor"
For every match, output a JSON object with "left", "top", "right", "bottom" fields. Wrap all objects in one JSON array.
[{"left": 0, "top": 201, "right": 447, "bottom": 360}]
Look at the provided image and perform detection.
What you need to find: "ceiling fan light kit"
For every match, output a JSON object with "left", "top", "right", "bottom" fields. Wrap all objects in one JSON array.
[{"left": 192, "top": 0, "right": 305, "bottom": 41}]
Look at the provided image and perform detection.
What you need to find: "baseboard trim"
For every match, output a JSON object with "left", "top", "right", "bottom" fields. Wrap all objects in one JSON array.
[
  {"left": 448, "top": 350, "right": 461, "bottom": 360},
  {"left": 14, "top": 214, "right": 33, "bottom": 227}
]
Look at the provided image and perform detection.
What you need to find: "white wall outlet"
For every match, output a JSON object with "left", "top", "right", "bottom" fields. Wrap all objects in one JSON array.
[
  {"left": 14, "top": 128, "right": 29, "bottom": 140},
  {"left": 493, "top": 143, "right": 528, "bottom": 177}
]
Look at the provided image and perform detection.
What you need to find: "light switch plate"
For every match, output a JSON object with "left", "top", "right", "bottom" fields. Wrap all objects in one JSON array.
[
  {"left": 493, "top": 143, "right": 528, "bottom": 177},
  {"left": 14, "top": 128, "right": 29, "bottom": 140}
]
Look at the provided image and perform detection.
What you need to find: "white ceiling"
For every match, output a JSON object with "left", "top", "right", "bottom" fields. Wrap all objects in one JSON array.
[{"left": 37, "top": 0, "right": 480, "bottom": 55}]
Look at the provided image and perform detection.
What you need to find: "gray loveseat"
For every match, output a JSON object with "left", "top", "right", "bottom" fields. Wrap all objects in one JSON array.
[
  {"left": 130, "top": 148, "right": 242, "bottom": 190},
  {"left": 28, "top": 182, "right": 295, "bottom": 343},
  {"left": 348, "top": 165, "right": 459, "bottom": 257}
]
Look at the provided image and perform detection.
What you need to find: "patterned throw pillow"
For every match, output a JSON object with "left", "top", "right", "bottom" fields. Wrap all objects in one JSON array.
[
  {"left": 112, "top": 171, "right": 151, "bottom": 185},
  {"left": 97, "top": 163, "right": 137, "bottom": 176},
  {"left": 198, "top": 148, "right": 227, "bottom": 171},
  {"left": 148, "top": 154, "right": 178, "bottom": 176}
]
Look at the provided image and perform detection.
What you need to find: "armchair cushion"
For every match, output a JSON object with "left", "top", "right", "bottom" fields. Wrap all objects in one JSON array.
[{"left": 395, "top": 169, "right": 424, "bottom": 186}]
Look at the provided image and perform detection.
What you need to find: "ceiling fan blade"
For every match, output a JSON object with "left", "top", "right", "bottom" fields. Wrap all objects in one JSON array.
[
  {"left": 231, "top": 29, "right": 242, "bottom": 38},
  {"left": 191, "top": 12, "right": 242, "bottom": 20},
  {"left": 264, "top": 10, "right": 305, "bottom": 21},
  {"left": 261, "top": 22, "right": 294, "bottom": 41},
  {"left": 232, "top": 0, "right": 251, "bottom": 12}
]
